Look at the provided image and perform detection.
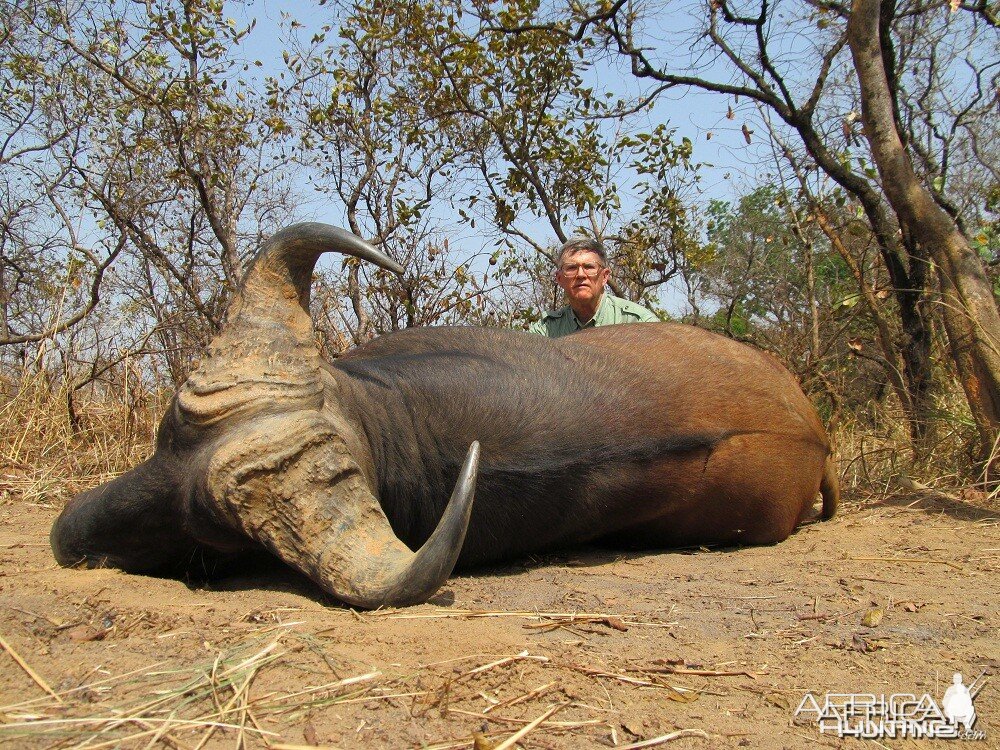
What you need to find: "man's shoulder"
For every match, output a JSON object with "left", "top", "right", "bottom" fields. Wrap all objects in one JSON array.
[
  {"left": 608, "top": 295, "right": 659, "bottom": 322},
  {"left": 540, "top": 305, "right": 570, "bottom": 320},
  {"left": 527, "top": 305, "right": 571, "bottom": 337}
]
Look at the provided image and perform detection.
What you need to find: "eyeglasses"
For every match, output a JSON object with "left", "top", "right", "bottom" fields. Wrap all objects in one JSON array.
[{"left": 559, "top": 263, "right": 605, "bottom": 278}]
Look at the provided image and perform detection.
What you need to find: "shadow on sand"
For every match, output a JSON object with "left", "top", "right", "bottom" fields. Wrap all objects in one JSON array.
[{"left": 177, "top": 541, "right": 740, "bottom": 609}]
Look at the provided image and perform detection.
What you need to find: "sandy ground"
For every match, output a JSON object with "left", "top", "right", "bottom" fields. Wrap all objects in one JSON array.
[{"left": 0, "top": 486, "right": 997, "bottom": 749}]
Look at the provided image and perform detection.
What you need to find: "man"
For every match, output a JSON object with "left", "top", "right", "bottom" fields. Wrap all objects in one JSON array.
[{"left": 529, "top": 237, "right": 659, "bottom": 338}]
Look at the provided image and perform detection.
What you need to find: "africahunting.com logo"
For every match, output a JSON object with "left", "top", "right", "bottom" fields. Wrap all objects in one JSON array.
[{"left": 794, "top": 670, "right": 988, "bottom": 740}]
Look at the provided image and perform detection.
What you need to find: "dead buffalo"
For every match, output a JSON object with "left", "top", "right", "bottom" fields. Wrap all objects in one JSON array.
[{"left": 51, "top": 223, "right": 839, "bottom": 608}]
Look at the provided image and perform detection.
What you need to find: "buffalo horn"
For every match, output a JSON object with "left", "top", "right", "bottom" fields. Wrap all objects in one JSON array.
[
  {"left": 177, "top": 223, "right": 403, "bottom": 425},
  {"left": 179, "top": 223, "right": 477, "bottom": 606}
]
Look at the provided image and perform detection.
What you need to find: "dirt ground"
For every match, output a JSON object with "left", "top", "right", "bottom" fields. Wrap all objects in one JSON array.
[{"left": 0, "top": 485, "right": 997, "bottom": 749}]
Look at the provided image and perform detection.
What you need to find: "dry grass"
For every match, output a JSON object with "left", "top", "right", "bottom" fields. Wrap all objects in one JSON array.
[
  {"left": 829, "top": 383, "right": 998, "bottom": 506},
  {"left": 0, "top": 623, "right": 721, "bottom": 749},
  {"left": 0, "top": 369, "right": 167, "bottom": 508},
  {"left": 1, "top": 631, "right": 303, "bottom": 747}
]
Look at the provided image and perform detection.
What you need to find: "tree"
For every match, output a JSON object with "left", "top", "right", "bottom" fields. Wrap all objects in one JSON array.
[
  {"left": 3, "top": 0, "right": 296, "bottom": 387},
  {"left": 282, "top": 1, "right": 503, "bottom": 344},
  {"left": 0, "top": 0, "right": 121, "bottom": 355},
  {"left": 701, "top": 188, "right": 813, "bottom": 339},
  {"left": 847, "top": 0, "right": 1000, "bottom": 451}
]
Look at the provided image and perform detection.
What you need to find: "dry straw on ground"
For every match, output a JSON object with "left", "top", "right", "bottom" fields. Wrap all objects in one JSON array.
[{"left": 0, "top": 622, "right": 725, "bottom": 749}]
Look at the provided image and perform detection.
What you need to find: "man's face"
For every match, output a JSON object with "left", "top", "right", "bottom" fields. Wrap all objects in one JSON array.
[{"left": 556, "top": 250, "right": 610, "bottom": 307}]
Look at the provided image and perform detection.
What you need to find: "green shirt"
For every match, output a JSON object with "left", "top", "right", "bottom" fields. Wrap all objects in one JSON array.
[{"left": 528, "top": 293, "right": 659, "bottom": 338}]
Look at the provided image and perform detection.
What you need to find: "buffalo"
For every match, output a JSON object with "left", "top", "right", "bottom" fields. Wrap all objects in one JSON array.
[{"left": 51, "top": 223, "right": 839, "bottom": 608}]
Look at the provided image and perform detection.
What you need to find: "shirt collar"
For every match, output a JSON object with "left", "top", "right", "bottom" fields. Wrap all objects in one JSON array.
[{"left": 571, "top": 292, "right": 609, "bottom": 329}]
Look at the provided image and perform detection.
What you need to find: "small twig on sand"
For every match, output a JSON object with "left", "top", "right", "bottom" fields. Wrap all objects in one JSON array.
[
  {"left": 460, "top": 651, "right": 549, "bottom": 679},
  {"left": 564, "top": 664, "right": 696, "bottom": 700},
  {"left": 797, "top": 607, "right": 865, "bottom": 623},
  {"left": 483, "top": 681, "right": 557, "bottom": 714},
  {"left": 523, "top": 614, "right": 631, "bottom": 632},
  {"left": 850, "top": 556, "right": 962, "bottom": 571},
  {"left": 617, "top": 728, "right": 711, "bottom": 748},
  {"left": 251, "top": 671, "right": 381, "bottom": 714},
  {"left": 446, "top": 707, "right": 603, "bottom": 729},
  {"left": 492, "top": 702, "right": 568, "bottom": 750},
  {"left": 0, "top": 632, "right": 63, "bottom": 703},
  {"left": 365, "top": 609, "right": 674, "bottom": 628},
  {"left": 646, "top": 666, "right": 762, "bottom": 679}
]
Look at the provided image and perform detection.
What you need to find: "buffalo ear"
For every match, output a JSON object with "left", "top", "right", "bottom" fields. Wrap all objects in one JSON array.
[{"left": 51, "top": 457, "right": 203, "bottom": 575}]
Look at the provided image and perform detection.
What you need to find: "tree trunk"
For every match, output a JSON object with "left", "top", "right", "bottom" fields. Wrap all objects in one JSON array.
[
  {"left": 815, "top": 210, "right": 919, "bottom": 449},
  {"left": 347, "top": 262, "right": 372, "bottom": 344},
  {"left": 895, "top": 225, "right": 934, "bottom": 451},
  {"left": 795, "top": 112, "right": 935, "bottom": 447},
  {"left": 804, "top": 237, "right": 820, "bottom": 369},
  {"left": 848, "top": 0, "right": 1000, "bottom": 452}
]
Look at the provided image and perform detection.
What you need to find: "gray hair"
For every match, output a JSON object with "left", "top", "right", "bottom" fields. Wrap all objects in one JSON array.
[{"left": 556, "top": 237, "right": 608, "bottom": 267}]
